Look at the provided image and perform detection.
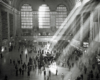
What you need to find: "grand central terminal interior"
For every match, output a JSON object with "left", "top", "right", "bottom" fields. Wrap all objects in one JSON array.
[{"left": 0, "top": 0, "right": 100, "bottom": 80}]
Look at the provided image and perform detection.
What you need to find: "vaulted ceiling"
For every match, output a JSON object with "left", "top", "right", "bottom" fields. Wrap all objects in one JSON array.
[{"left": 12, "top": 0, "right": 76, "bottom": 11}]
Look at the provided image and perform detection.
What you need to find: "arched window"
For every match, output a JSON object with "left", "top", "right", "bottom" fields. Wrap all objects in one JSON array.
[
  {"left": 21, "top": 4, "right": 33, "bottom": 29},
  {"left": 38, "top": 4, "right": 50, "bottom": 28},
  {"left": 56, "top": 5, "right": 67, "bottom": 28}
]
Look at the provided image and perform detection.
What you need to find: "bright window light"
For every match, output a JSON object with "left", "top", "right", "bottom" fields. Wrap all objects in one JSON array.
[
  {"left": 75, "top": 0, "right": 90, "bottom": 8},
  {"left": 75, "top": 1, "right": 82, "bottom": 8},
  {"left": 21, "top": 4, "right": 33, "bottom": 29},
  {"left": 56, "top": 5, "right": 67, "bottom": 28},
  {"left": 83, "top": 0, "right": 90, "bottom": 4},
  {"left": 38, "top": 4, "right": 50, "bottom": 28}
]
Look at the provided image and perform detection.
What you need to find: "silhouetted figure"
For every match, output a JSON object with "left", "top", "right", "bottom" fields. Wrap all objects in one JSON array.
[
  {"left": 19, "top": 68, "right": 22, "bottom": 75},
  {"left": 26, "top": 54, "right": 27, "bottom": 60},
  {"left": 90, "top": 70, "right": 93, "bottom": 79},
  {"left": 4, "top": 75, "right": 7, "bottom": 80},
  {"left": 16, "top": 69, "right": 18, "bottom": 76},
  {"left": 96, "top": 73, "right": 99, "bottom": 80},
  {"left": 56, "top": 68, "right": 58, "bottom": 76},
  {"left": 61, "top": 73, "right": 64, "bottom": 80},
  {"left": 20, "top": 54, "right": 22, "bottom": 59},
  {"left": 27, "top": 70, "right": 30, "bottom": 76},
  {"left": 17, "top": 60, "right": 20, "bottom": 64},
  {"left": 13, "top": 60, "right": 15, "bottom": 65},
  {"left": 81, "top": 74, "right": 83, "bottom": 80},
  {"left": 20, "top": 59, "right": 22, "bottom": 64},
  {"left": 44, "top": 69, "right": 46, "bottom": 78},
  {"left": 10, "top": 59, "right": 12, "bottom": 64},
  {"left": 49, "top": 70, "right": 51, "bottom": 76},
  {"left": 84, "top": 66, "right": 87, "bottom": 74},
  {"left": 92, "top": 64, "right": 95, "bottom": 69},
  {"left": 49, "top": 70, "right": 51, "bottom": 80},
  {"left": 0, "top": 53, "right": 3, "bottom": 58},
  {"left": 24, "top": 63, "right": 26, "bottom": 71},
  {"left": 47, "top": 75, "right": 49, "bottom": 80},
  {"left": 22, "top": 69, "right": 24, "bottom": 75}
]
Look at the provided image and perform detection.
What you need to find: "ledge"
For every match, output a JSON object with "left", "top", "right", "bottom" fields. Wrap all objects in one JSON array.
[{"left": 0, "top": 0, "right": 19, "bottom": 14}]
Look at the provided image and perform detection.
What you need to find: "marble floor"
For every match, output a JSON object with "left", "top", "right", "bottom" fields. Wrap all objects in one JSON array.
[{"left": 0, "top": 47, "right": 99, "bottom": 80}]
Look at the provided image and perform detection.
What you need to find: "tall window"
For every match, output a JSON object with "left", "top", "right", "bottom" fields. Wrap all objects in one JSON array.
[
  {"left": 39, "top": 4, "right": 50, "bottom": 28},
  {"left": 56, "top": 5, "right": 67, "bottom": 28},
  {"left": 21, "top": 4, "right": 33, "bottom": 29}
]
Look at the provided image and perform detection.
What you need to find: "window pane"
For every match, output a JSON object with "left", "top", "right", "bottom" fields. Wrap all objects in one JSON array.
[
  {"left": 21, "top": 4, "right": 33, "bottom": 29},
  {"left": 38, "top": 4, "right": 50, "bottom": 28},
  {"left": 56, "top": 5, "right": 67, "bottom": 28}
]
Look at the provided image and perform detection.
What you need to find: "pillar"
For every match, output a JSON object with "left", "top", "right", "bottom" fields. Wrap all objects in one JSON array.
[
  {"left": 7, "top": 12, "right": 10, "bottom": 41},
  {"left": 50, "top": 12, "right": 56, "bottom": 29},
  {"left": 33, "top": 11, "right": 39, "bottom": 28},
  {"left": 13, "top": 9, "right": 16, "bottom": 37},
  {"left": 0, "top": 9, "right": 2, "bottom": 47},
  {"left": 98, "top": 8, "right": 100, "bottom": 42}
]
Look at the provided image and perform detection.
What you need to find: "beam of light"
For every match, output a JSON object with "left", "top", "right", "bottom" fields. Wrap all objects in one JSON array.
[
  {"left": 55, "top": 15, "right": 81, "bottom": 50},
  {"left": 83, "top": 0, "right": 90, "bottom": 4},
  {"left": 50, "top": 4, "right": 80, "bottom": 42},
  {"left": 56, "top": 15, "right": 89, "bottom": 59},
  {"left": 62, "top": 14, "right": 100, "bottom": 79},
  {"left": 52, "top": 2, "right": 94, "bottom": 51},
  {"left": 50, "top": 0, "right": 90, "bottom": 42},
  {"left": 38, "top": 4, "right": 49, "bottom": 28},
  {"left": 50, "top": 2, "right": 93, "bottom": 50},
  {"left": 50, "top": 8, "right": 81, "bottom": 49},
  {"left": 55, "top": 2, "right": 98, "bottom": 63},
  {"left": 56, "top": 3, "right": 99, "bottom": 80},
  {"left": 57, "top": 3, "right": 96, "bottom": 61},
  {"left": 64, "top": 33, "right": 100, "bottom": 80},
  {"left": 75, "top": 0, "right": 82, "bottom": 8},
  {"left": 49, "top": 62, "right": 57, "bottom": 74}
]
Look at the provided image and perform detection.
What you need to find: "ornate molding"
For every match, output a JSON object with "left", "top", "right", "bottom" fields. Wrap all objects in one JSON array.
[{"left": 0, "top": 0, "right": 19, "bottom": 14}]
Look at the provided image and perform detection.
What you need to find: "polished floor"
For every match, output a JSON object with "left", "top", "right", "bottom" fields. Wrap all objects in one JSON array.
[
  {"left": 0, "top": 47, "right": 99, "bottom": 80},
  {"left": 0, "top": 47, "right": 69, "bottom": 80}
]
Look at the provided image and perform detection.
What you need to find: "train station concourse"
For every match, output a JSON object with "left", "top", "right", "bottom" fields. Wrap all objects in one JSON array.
[{"left": 0, "top": 0, "right": 100, "bottom": 80}]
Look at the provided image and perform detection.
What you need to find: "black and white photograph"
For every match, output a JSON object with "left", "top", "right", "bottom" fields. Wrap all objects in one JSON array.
[{"left": 0, "top": 0, "right": 100, "bottom": 80}]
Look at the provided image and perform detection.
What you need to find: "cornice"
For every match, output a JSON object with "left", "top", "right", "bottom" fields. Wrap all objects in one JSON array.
[{"left": 0, "top": 0, "right": 20, "bottom": 14}]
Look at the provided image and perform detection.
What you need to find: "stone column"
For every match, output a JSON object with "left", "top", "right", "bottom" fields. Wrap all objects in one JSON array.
[
  {"left": 7, "top": 12, "right": 10, "bottom": 41},
  {"left": 17, "top": 12, "right": 21, "bottom": 37},
  {"left": 50, "top": 12, "right": 56, "bottom": 28},
  {"left": 33, "top": 11, "right": 39, "bottom": 28},
  {"left": 98, "top": 8, "right": 100, "bottom": 42},
  {"left": 13, "top": 10, "right": 16, "bottom": 37},
  {"left": 0, "top": 9, "right": 2, "bottom": 47}
]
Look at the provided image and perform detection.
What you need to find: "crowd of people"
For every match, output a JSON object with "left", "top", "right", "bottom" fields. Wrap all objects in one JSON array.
[
  {"left": 0, "top": 40, "right": 100, "bottom": 80},
  {"left": 58, "top": 45, "right": 100, "bottom": 80},
  {"left": 3, "top": 41, "right": 59, "bottom": 80}
]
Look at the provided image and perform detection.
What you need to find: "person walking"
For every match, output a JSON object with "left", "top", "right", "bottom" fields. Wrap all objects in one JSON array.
[
  {"left": 16, "top": 69, "right": 18, "bottom": 76},
  {"left": 4, "top": 75, "right": 8, "bottom": 80},
  {"left": 49, "top": 70, "right": 51, "bottom": 80},
  {"left": 47, "top": 75, "right": 49, "bottom": 80},
  {"left": 61, "top": 73, "right": 64, "bottom": 80},
  {"left": 56, "top": 68, "right": 58, "bottom": 76},
  {"left": 19, "top": 68, "right": 22, "bottom": 75},
  {"left": 44, "top": 69, "right": 46, "bottom": 80}
]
